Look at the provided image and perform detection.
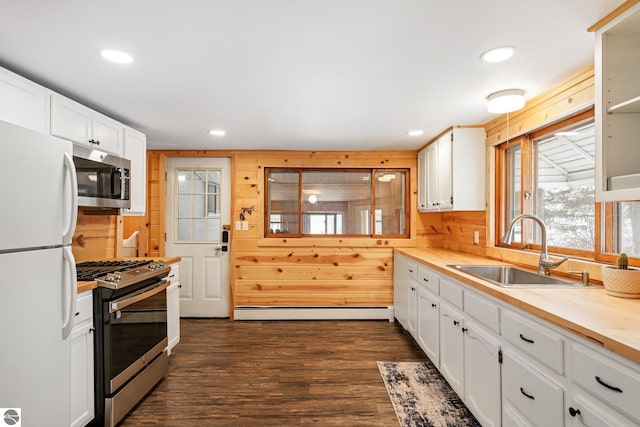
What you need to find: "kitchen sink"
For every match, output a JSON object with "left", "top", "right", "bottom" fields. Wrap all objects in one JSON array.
[{"left": 448, "top": 265, "right": 595, "bottom": 288}]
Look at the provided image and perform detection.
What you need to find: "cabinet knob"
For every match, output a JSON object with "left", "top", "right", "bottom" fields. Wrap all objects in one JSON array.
[
  {"left": 431, "top": 303, "right": 437, "bottom": 308},
  {"left": 461, "top": 327, "right": 468, "bottom": 333},
  {"left": 568, "top": 407, "right": 581, "bottom": 417},
  {"left": 453, "top": 320, "right": 459, "bottom": 326}
]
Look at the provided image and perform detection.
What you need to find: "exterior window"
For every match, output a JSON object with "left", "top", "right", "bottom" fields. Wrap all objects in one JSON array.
[
  {"left": 613, "top": 202, "right": 640, "bottom": 257},
  {"left": 532, "top": 120, "right": 595, "bottom": 250},
  {"left": 497, "top": 110, "right": 597, "bottom": 254},
  {"left": 265, "top": 168, "right": 409, "bottom": 238}
]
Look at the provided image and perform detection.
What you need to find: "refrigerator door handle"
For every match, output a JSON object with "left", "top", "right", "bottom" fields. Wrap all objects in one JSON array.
[
  {"left": 62, "top": 152, "right": 78, "bottom": 246},
  {"left": 62, "top": 246, "right": 77, "bottom": 339}
]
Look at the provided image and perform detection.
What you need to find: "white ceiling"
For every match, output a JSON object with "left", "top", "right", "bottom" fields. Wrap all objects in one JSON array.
[{"left": 0, "top": 0, "right": 623, "bottom": 151}]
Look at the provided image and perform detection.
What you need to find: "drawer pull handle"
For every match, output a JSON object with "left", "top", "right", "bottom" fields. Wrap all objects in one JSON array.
[
  {"left": 519, "top": 334, "right": 535, "bottom": 344},
  {"left": 595, "top": 376, "right": 623, "bottom": 393},
  {"left": 520, "top": 387, "right": 535, "bottom": 400},
  {"left": 423, "top": 278, "right": 429, "bottom": 282},
  {"left": 568, "top": 407, "right": 581, "bottom": 417},
  {"left": 409, "top": 269, "right": 414, "bottom": 273}
]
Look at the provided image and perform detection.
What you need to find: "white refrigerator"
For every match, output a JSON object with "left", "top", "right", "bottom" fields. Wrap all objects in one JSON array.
[{"left": 0, "top": 120, "right": 78, "bottom": 426}]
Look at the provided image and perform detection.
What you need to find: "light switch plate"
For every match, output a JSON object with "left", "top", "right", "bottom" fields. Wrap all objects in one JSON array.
[
  {"left": 242, "top": 221, "right": 249, "bottom": 231},
  {"left": 473, "top": 230, "right": 479, "bottom": 244},
  {"left": 235, "top": 221, "right": 242, "bottom": 231}
]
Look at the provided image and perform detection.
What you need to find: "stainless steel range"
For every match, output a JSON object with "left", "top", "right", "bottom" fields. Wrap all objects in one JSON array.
[{"left": 77, "top": 260, "right": 170, "bottom": 426}]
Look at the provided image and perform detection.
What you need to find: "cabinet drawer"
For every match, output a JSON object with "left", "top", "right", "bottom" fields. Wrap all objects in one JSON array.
[
  {"left": 439, "top": 277, "right": 463, "bottom": 309},
  {"left": 417, "top": 266, "right": 439, "bottom": 294},
  {"left": 569, "top": 388, "right": 638, "bottom": 427},
  {"left": 571, "top": 343, "right": 640, "bottom": 421},
  {"left": 75, "top": 291, "right": 93, "bottom": 324},
  {"left": 502, "top": 309, "right": 564, "bottom": 374},
  {"left": 502, "top": 351, "right": 564, "bottom": 427},
  {"left": 464, "top": 291, "right": 499, "bottom": 334},
  {"left": 406, "top": 261, "right": 418, "bottom": 281}
]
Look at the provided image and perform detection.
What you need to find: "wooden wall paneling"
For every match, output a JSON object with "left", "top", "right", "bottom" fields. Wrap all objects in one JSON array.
[
  {"left": 415, "top": 212, "right": 444, "bottom": 248},
  {"left": 72, "top": 211, "right": 118, "bottom": 262},
  {"left": 442, "top": 211, "right": 486, "bottom": 256}
]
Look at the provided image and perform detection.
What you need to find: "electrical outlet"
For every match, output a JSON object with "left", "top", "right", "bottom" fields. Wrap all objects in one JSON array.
[
  {"left": 242, "top": 221, "right": 249, "bottom": 231},
  {"left": 473, "top": 230, "right": 480, "bottom": 244},
  {"left": 235, "top": 221, "right": 242, "bottom": 231}
]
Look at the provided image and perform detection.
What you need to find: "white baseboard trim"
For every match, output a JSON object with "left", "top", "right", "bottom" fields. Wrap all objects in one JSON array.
[{"left": 234, "top": 306, "right": 395, "bottom": 321}]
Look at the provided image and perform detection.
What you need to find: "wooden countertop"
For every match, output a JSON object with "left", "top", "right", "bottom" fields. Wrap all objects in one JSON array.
[
  {"left": 397, "top": 248, "right": 640, "bottom": 365},
  {"left": 77, "top": 256, "right": 181, "bottom": 293}
]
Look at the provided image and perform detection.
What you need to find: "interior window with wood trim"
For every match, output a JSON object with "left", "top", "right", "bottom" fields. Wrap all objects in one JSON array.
[
  {"left": 265, "top": 168, "right": 409, "bottom": 238},
  {"left": 496, "top": 108, "right": 640, "bottom": 263}
]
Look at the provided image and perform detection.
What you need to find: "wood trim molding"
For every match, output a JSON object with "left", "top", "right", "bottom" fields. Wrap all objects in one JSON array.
[{"left": 587, "top": 0, "right": 640, "bottom": 32}]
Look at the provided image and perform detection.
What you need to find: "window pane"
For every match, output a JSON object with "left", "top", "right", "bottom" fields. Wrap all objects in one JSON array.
[
  {"left": 267, "top": 170, "right": 300, "bottom": 234},
  {"left": 302, "top": 171, "right": 372, "bottom": 235},
  {"left": 178, "top": 171, "right": 191, "bottom": 193},
  {"left": 192, "top": 219, "right": 206, "bottom": 241},
  {"left": 504, "top": 145, "right": 522, "bottom": 243},
  {"left": 533, "top": 120, "right": 595, "bottom": 250},
  {"left": 374, "top": 171, "right": 406, "bottom": 235},
  {"left": 616, "top": 202, "right": 640, "bottom": 257},
  {"left": 178, "top": 195, "right": 190, "bottom": 217},
  {"left": 178, "top": 219, "right": 190, "bottom": 240},
  {"left": 193, "top": 170, "right": 206, "bottom": 192}
]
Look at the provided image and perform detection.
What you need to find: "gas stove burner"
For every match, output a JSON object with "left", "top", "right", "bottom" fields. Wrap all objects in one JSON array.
[{"left": 76, "top": 259, "right": 170, "bottom": 289}]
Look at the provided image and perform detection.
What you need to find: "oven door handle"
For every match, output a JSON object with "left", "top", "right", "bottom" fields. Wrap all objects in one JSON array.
[{"left": 109, "top": 280, "right": 169, "bottom": 313}]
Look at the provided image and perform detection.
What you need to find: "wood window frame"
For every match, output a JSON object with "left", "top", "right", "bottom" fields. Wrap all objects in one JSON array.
[
  {"left": 264, "top": 167, "right": 410, "bottom": 239},
  {"left": 494, "top": 107, "right": 637, "bottom": 263}
]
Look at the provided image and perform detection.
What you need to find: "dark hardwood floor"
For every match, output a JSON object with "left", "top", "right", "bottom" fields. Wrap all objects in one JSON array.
[{"left": 120, "top": 318, "right": 427, "bottom": 426}]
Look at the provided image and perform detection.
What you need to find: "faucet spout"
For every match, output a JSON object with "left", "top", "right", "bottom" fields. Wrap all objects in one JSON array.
[{"left": 501, "top": 213, "right": 568, "bottom": 275}]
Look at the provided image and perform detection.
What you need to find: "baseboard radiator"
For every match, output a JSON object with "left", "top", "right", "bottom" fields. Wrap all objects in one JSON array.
[{"left": 234, "top": 306, "right": 395, "bottom": 321}]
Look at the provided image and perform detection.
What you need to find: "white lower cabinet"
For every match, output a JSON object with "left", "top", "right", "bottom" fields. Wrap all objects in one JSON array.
[
  {"left": 393, "top": 254, "right": 640, "bottom": 427},
  {"left": 439, "top": 301, "right": 465, "bottom": 397},
  {"left": 70, "top": 291, "right": 94, "bottom": 427},
  {"left": 167, "top": 263, "right": 181, "bottom": 354},
  {"left": 464, "top": 318, "right": 501, "bottom": 427},
  {"left": 416, "top": 284, "right": 439, "bottom": 366},
  {"left": 502, "top": 350, "right": 564, "bottom": 427}
]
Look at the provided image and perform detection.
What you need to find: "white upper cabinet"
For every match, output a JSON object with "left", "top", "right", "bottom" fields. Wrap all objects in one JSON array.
[
  {"left": 122, "top": 127, "right": 147, "bottom": 216},
  {"left": 50, "top": 92, "right": 124, "bottom": 156},
  {"left": 0, "top": 66, "right": 47, "bottom": 133},
  {"left": 595, "top": 2, "right": 640, "bottom": 201},
  {"left": 418, "top": 127, "right": 486, "bottom": 211}
]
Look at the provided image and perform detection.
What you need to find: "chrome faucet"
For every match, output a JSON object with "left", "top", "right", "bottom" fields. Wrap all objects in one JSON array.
[{"left": 501, "top": 213, "right": 568, "bottom": 276}]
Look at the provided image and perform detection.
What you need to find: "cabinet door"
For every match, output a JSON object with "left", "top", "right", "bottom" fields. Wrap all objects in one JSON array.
[
  {"left": 407, "top": 283, "right": 418, "bottom": 338},
  {"left": 417, "top": 148, "right": 428, "bottom": 211},
  {"left": 417, "top": 286, "right": 439, "bottom": 366},
  {"left": 439, "top": 301, "right": 464, "bottom": 397},
  {"left": 167, "top": 264, "right": 181, "bottom": 354},
  {"left": 122, "top": 127, "right": 147, "bottom": 216},
  {"left": 437, "top": 133, "right": 453, "bottom": 209},
  {"left": 393, "top": 254, "right": 410, "bottom": 329},
  {"left": 50, "top": 93, "right": 92, "bottom": 145},
  {"left": 0, "top": 66, "right": 47, "bottom": 133},
  {"left": 91, "top": 111, "right": 123, "bottom": 156},
  {"left": 426, "top": 143, "right": 439, "bottom": 211},
  {"left": 464, "top": 319, "right": 501, "bottom": 427},
  {"left": 70, "top": 291, "right": 94, "bottom": 427}
]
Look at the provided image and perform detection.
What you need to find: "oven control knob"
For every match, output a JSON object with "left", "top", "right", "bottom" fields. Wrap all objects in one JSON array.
[
  {"left": 105, "top": 273, "right": 115, "bottom": 282},
  {"left": 114, "top": 272, "right": 122, "bottom": 281}
]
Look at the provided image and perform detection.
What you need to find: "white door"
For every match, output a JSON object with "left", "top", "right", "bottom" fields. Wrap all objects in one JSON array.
[{"left": 166, "top": 157, "right": 231, "bottom": 317}]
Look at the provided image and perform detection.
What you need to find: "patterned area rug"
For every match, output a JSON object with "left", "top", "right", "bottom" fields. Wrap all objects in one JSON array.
[{"left": 377, "top": 361, "right": 481, "bottom": 427}]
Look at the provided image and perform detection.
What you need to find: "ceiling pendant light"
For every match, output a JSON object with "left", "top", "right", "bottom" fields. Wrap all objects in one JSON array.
[{"left": 487, "top": 89, "right": 525, "bottom": 114}]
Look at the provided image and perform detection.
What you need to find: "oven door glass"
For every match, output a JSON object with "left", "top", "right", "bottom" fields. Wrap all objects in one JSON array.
[{"left": 107, "top": 284, "right": 167, "bottom": 390}]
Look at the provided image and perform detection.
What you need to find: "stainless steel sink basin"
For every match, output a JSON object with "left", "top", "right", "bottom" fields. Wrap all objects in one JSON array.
[{"left": 448, "top": 265, "right": 594, "bottom": 288}]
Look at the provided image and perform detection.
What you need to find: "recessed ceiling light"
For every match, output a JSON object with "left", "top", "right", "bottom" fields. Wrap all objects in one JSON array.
[
  {"left": 407, "top": 130, "right": 424, "bottom": 136},
  {"left": 100, "top": 49, "right": 133, "bottom": 64},
  {"left": 480, "top": 46, "right": 515, "bottom": 63},
  {"left": 208, "top": 129, "right": 226, "bottom": 137}
]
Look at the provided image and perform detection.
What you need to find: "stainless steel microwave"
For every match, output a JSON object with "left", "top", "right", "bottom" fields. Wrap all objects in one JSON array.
[{"left": 73, "top": 144, "right": 131, "bottom": 209}]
